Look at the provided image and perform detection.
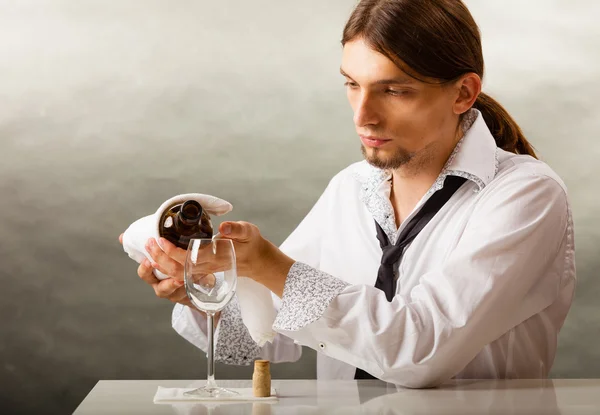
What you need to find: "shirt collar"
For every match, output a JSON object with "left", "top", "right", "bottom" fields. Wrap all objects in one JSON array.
[
  {"left": 356, "top": 108, "right": 498, "bottom": 200},
  {"left": 431, "top": 108, "right": 498, "bottom": 194}
]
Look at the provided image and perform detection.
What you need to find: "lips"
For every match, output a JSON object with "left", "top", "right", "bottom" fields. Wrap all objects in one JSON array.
[{"left": 360, "top": 135, "right": 391, "bottom": 148}]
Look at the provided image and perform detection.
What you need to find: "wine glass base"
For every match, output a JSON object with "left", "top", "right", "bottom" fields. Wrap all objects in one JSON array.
[{"left": 184, "top": 386, "right": 240, "bottom": 399}]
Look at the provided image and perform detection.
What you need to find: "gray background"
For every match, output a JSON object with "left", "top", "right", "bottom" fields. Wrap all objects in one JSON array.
[{"left": 1, "top": 0, "right": 598, "bottom": 413}]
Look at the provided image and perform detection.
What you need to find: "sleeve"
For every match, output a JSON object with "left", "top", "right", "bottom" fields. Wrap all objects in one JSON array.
[
  {"left": 272, "top": 173, "right": 572, "bottom": 387},
  {"left": 172, "top": 294, "right": 303, "bottom": 365},
  {"left": 172, "top": 175, "right": 339, "bottom": 364}
]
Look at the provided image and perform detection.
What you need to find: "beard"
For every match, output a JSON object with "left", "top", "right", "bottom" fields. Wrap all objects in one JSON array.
[{"left": 361, "top": 144, "right": 416, "bottom": 170}]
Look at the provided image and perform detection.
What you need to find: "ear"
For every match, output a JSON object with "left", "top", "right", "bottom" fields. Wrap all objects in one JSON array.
[{"left": 453, "top": 73, "right": 481, "bottom": 115}]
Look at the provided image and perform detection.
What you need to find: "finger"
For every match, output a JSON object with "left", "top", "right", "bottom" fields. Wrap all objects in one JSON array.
[
  {"left": 168, "top": 287, "right": 189, "bottom": 303},
  {"left": 219, "top": 221, "right": 258, "bottom": 242},
  {"left": 149, "top": 258, "right": 183, "bottom": 281},
  {"left": 158, "top": 237, "right": 187, "bottom": 265},
  {"left": 191, "top": 248, "right": 235, "bottom": 274},
  {"left": 154, "top": 277, "right": 185, "bottom": 298},
  {"left": 119, "top": 233, "right": 124, "bottom": 244},
  {"left": 190, "top": 272, "right": 217, "bottom": 287},
  {"left": 146, "top": 238, "right": 183, "bottom": 277},
  {"left": 138, "top": 259, "right": 159, "bottom": 286}
]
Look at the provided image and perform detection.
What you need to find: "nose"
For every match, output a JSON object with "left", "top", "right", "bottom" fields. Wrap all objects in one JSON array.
[{"left": 353, "top": 92, "right": 380, "bottom": 128}]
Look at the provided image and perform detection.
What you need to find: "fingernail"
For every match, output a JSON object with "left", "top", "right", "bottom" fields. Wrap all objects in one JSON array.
[
  {"left": 222, "top": 224, "right": 231, "bottom": 235},
  {"left": 142, "top": 259, "right": 150, "bottom": 267},
  {"left": 149, "top": 238, "right": 156, "bottom": 247},
  {"left": 159, "top": 237, "right": 168, "bottom": 246},
  {"left": 176, "top": 280, "right": 184, "bottom": 286},
  {"left": 151, "top": 262, "right": 159, "bottom": 269}
]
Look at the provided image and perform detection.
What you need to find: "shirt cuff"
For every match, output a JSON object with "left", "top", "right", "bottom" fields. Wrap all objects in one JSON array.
[
  {"left": 273, "top": 262, "right": 350, "bottom": 331},
  {"left": 214, "top": 294, "right": 262, "bottom": 365},
  {"left": 172, "top": 303, "right": 209, "bottom": 351}
]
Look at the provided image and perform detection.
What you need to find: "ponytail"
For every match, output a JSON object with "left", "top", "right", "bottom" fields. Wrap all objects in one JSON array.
[{"left": 473, "top": 93, "right": 537, "bottom": 158}]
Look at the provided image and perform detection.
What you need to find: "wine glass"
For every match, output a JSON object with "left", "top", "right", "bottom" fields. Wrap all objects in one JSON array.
[{"left": 184, "top": 238, "right": 238, "bottom": 398}]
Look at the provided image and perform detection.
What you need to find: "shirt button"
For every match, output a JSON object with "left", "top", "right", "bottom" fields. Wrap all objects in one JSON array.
[{"left": 318, "top": 342, "right": 326, "bottom": 350}]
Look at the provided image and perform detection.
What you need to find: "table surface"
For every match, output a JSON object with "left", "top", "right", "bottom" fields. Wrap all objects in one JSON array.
[{"left": 73, "top": 379, "right": 600, "bottom": 414}]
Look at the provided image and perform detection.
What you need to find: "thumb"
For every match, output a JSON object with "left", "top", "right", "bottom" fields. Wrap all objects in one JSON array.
[{"left": 219, "top": 221, "right": 255, "bottom": 242}]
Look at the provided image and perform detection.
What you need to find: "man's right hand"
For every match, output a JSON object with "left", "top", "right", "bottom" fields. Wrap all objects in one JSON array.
[
  {"left": 138, "top": 256, "right": 194, "bottom": 307},
  {"left": 119, "top": 233, "right": 220, "bottom": 322},
  {"left": 119, "top": 232, "right": 192, "bottom": 307}
]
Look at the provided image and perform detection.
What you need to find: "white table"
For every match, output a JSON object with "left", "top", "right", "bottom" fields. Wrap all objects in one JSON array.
[{"left": 73, "top": 379, "right": 600, "bottom": 414}]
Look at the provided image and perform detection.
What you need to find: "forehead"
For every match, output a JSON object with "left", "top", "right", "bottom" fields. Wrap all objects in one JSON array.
[{"left": 341, "top": 38, "right": 404, "bottom": 79}]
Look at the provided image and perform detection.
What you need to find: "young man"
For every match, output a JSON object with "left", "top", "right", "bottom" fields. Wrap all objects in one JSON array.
[{"left": 127, "top": 0, "right": 575, "bottom": 387}]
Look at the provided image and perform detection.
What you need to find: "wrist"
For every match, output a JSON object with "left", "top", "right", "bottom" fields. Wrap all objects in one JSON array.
[{"left": 255, "top": 239, "right": 295, "bottom": 297}]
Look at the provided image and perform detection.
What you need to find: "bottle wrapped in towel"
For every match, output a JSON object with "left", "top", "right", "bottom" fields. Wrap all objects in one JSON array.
[{"left": 121, "top": 193, "right": 277, "bottom": 346}]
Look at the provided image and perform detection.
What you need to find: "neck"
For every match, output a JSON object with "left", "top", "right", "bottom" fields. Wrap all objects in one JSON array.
[{"left": 389, "top": 128, "right": 462, "bottom": 226}]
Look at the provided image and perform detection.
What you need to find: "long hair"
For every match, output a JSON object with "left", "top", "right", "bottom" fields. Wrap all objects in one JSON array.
[{"left": 342, "top": 0, "right": 537, "bottom": 157}]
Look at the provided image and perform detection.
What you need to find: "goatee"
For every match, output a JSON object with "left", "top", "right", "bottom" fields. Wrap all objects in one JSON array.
[{"left": 361, "top": 144, "right": 416, "bottom": 170}]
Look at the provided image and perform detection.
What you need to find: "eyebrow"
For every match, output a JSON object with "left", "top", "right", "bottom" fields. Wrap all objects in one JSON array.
[{"left": 340, "top": 67, "right": 415, "bottom": 85}]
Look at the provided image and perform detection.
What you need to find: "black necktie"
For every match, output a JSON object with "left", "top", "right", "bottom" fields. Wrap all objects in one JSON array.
[{"left": 355, "top": 175, "right": 467, "bottom": 380}]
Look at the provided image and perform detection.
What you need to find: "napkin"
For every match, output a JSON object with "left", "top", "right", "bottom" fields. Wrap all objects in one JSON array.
[
  {"left": 153, "top": 386, "right": 278, "bottom": 403},
  {"left": 121, "top": 193, "right": 232, "bottom": 279},
  {"left": 121, "top": 193, "right": 277, "bottom": 346}
]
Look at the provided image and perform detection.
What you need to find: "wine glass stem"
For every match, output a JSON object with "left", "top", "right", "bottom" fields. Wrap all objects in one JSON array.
[{"left": 206, "top": 312, "right": 217, "bottom": 389}]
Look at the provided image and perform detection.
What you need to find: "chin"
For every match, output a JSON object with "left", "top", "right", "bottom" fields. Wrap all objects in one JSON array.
[
  {"left": 362, "top": 149, "right": 390, "bottom": 169},
  {"left": 361, "top": 144, "right": 388, "bottom": 159},
  {"left": 361, "top": 144, "right": 414, "bottom": 170}
]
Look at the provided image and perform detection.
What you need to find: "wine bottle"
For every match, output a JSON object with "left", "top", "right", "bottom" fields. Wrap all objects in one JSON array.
[{"left": 158, "top": 200, "right": 213, "bottom": 249}]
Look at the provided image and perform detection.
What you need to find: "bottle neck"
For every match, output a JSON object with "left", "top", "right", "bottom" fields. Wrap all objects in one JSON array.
[{"left": 175, "top": 200, "right": 202, "bottom": 230}]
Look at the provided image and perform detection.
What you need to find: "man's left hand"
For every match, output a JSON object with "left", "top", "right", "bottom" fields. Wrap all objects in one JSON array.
[{"left": 218, "top": 221, "right": 295, "bottom": 297}]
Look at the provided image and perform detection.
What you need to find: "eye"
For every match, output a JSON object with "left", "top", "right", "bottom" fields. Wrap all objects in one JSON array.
[
  {"left": 344, "top": 81, "right": 359, "bottom": 89},
  {"left": 385, "top": 89, "right": 403, "bottom": 96}
]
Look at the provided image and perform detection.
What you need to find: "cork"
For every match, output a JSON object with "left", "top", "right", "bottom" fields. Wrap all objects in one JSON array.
[{"left": 252, "top": 360, "right": 271, "bottom": 397}]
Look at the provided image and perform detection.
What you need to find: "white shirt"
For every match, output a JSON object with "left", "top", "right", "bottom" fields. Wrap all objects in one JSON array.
[{"left": 173, "top": 109, "right": 576, "bottom": 388}]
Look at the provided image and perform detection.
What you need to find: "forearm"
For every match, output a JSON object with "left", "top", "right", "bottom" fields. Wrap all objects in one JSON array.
[{"left": 251, "top": 240, "right": 296, "bottom": 298}]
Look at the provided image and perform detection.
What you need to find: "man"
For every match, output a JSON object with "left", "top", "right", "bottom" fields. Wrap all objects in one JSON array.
[{"left": 123, "top": 0, "right": 575, "bottom": 387}]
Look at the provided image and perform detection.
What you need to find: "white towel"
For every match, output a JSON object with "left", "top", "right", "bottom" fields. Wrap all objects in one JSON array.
[
  {"left": 121, "top": 193, "right": 232, "bottom": 277},
  {"left": 122, "top": 193, "right": 277, "bottom": 346}
]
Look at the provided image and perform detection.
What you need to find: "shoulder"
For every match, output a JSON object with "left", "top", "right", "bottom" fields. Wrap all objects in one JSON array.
[
  {"left": 477, "top": 149, "right": 571, "bottom": 237},
  {"left": 492, "top": 149, "right": 569, "bottom": 198}
]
